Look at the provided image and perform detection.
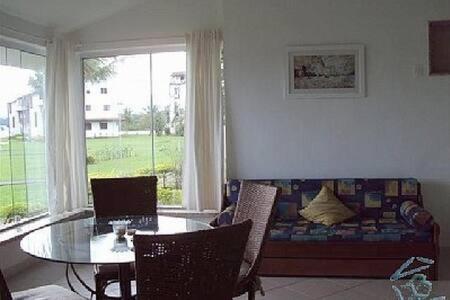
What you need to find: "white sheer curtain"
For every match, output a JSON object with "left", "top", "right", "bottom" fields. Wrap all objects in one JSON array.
[
  {"left": 183, "top": 29, "right": 223, "bottom": 211},
  {"left": 46, "top": 38, "right": 88, "bottom": 215}
]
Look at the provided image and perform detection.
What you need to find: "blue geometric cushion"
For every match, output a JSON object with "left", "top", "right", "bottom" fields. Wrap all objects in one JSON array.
[
  {"left": 269, "top": 218, "right": 432, "bottom": 242},
  {"left": 400, "top": 201, "right": 434, "bottom": 231},
  {"left": 210, "top": 203, "right": 235, "bottom": 227}
]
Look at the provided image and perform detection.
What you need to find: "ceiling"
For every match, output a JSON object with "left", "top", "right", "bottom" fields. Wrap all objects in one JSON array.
[{"left": 0, "top": 0, "right": 145, "bottom": 33}]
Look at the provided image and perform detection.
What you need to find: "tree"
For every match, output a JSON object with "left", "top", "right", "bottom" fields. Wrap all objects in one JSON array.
[
  {"left": 83, "top": 58, "right": 117, "bottom": 84},
  {"left": 149, "top": 105, "right": 169, "bottom": 136},
  {"left": 172, "top": 103, "right": 185, "bottom": 136},
  {"left": 144, "top": 105, "right": 170, "bottom": 136},
  {"left": 121, "top": 108, "right": 134, "bottom": 131},
  {"left": 28, "top": 58, "right": 117, "bottom": 97},
  {"left": 28, "top": 72, "right": 44, "bottom": 98}
]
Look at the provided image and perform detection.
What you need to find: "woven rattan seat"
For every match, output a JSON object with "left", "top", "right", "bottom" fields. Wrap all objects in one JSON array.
[{"left": 133, "top": 219, "right": 253, "bottom": 300}]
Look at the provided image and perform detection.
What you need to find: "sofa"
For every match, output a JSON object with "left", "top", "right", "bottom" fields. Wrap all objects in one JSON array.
[{"left": 222, "top": 178, "right": 440, "bottom": 280}]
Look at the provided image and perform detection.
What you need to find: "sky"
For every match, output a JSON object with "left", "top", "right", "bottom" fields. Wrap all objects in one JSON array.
[
  {"left": 85, "top": 52, "right": 186, "bottom": 113},
  {"left": 0, "top": 66, "right": 35, "bottom": 119},
  {"left": 0, "top": 50, "right": 186, "bottom": 120}
]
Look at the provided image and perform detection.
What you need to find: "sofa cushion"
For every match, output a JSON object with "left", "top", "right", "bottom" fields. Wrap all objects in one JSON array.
[
  {"left": 400, "top": 201, "right": 434, "bottom": 231},
  {"left": 276, "top": 202, "right": 298, "bottom": 221},
  {"left": 299, "top": 186, "right": 356, "bottom": 226},
  {"left": 210, "top": 203, "right": 235, "bottom": 227},
  {"left": 226, "top": 178, "right": 423, "bottom": 222},
  {"left": 269, "top": 218, "right": 432, "bottom": 242}
]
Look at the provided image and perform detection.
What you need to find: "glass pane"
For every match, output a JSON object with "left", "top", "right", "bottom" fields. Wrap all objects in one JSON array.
[
  {"left": 21, "top": 52, "right": 46, "bottom": 73},
  {"left": 84, "top": 52, "right": 186, "bottom": 206},
  {"left": 151, "top": 52, "right": 186, "bottom": 206},
  {"left": 0, "top": 49, "right": 47, "bottom": 225},
  {"left": 84, "top": 55, "right": 153, "bottom": 201},
  {"left": 0, "top": 46, "right": 6, "bottom": 65},
  {"left": 6, "top": 48, "right": 20, "bottom": 67}
]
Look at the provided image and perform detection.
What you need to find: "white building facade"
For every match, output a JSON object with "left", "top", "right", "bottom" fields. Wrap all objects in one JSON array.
[
  {"left": 84, "top": 82, "right": 120, "bottom": 138},
  {"left": 7, "top": 93, "right": 44, "bottom": 138}
]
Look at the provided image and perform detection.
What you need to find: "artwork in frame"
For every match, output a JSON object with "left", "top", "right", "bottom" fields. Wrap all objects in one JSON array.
[
  {"left": 429, "top": 20, "right": 450, "bottom": 75},
  {"left": 285, "top": 44, "right": 365, "bottom": 99}
]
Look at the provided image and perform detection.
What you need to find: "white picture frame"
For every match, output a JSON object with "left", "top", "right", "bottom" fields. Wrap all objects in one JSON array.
[{"left": 285, "top": 44, "right": 366, "bottom": 99}]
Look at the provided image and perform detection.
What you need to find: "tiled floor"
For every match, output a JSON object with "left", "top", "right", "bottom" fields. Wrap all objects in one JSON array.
[{"left": 7, "top": 247, "right": 450, "bottom": 299}]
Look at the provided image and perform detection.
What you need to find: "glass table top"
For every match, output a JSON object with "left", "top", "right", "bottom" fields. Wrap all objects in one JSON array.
[{"left": 20, "top": 215, "right": 211, "bottom": 265}]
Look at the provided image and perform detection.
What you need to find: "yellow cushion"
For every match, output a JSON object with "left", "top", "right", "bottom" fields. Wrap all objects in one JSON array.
[{"left": 299, "top": 186, "right": 356, "bottom": 226}]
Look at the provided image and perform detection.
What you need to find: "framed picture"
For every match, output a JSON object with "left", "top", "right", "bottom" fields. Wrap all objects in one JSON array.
[
  {"left": 429, "top": 20, "right": 450, "bottom": 75},
  {"left": 285, "top": 44, "right": 365, "bottom": 99}
]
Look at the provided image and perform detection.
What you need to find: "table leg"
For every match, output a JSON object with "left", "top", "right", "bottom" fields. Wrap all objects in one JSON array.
[{"left": 118, "top": 263, "right": 132, "bottom": 300}]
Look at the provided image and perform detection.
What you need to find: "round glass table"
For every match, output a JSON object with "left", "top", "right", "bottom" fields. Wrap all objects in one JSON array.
[{"left": 20, "top": 215, "right": 212, "bottom": 299}]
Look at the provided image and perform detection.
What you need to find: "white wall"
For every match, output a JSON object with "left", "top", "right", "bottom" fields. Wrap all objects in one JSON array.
[
  {"left": 72, "top": 0, "right": 222, "bottom": 45},
  {"left": 223, "top": 0, "right": 450, "bottom": 245}
]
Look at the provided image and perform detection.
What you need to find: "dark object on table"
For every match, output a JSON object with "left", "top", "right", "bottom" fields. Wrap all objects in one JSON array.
[
  {"left": 429, "top": 20, "right": 450, "bottom": 75},
  {"left": 91, "top": 176, "right": 157, "bottom": 299},
  {"left": 231, "top": 181, "right": 280, "bottom": 300},
  {"left": 133, "top": 219, "right": 252, "bottom": 300},
  {"left": 0, "top": 267, "right": 83, "bottom": 300}
]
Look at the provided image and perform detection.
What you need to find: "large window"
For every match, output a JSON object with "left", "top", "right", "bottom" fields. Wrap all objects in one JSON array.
[
  {"left": 83, "top": 52, "right": 186, "bottom": 206},
  {"left": 0, "top": 45, "right": 47, "bottom": 226}
]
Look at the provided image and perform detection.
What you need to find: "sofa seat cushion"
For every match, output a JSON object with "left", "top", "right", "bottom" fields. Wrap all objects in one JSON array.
[
  {"left": 270, "top": 218, "right": 432, "bottom": 242},
  {"left": 12, "top": 285, "right": 84, "bottom": 300}
]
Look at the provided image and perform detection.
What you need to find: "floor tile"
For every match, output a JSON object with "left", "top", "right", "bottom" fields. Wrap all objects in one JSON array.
[
  {"left": 6, "top": 247, "right": 450, "bottom": 300},
  {"left": 328, "top": 278, "right": 369, "bottom": 289},
  {"left": 286, "top": 278, "right": 348, "bottom": 299},
  {"left": 349, "top": 279, "right": 399, "bottom": 300},
  {"left": 261, "top": 276, "right": 305, "bottom": 291},
  {"left": 263, "top": 287, "right": 314, "bottom": 300},
  {"left": 320, "top": 288, "right": 380, "bottom": 300}
]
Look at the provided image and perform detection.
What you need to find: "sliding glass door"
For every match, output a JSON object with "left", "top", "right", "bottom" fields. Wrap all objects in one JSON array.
[
  {"left": 0, "top": 45, "right": 47, "bottom": 225},
  {"left": 83, "top": 51, "right": 186, "bottom": 206}
]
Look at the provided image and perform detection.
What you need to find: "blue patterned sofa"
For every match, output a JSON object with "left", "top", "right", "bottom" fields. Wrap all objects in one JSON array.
[{"left": 224, "top": 178, "right": 440, "bottom": 279}]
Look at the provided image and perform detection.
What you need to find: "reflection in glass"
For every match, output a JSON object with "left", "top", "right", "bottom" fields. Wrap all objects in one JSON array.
[
  {"left": 21, "top": 216, "right": 211, "bottom": 265},
  {"left": 83, "top": 52, "right": 186, "bottom": 207},
  {"left": 0, "top": 46, "right": 47, "bottom": 225}
]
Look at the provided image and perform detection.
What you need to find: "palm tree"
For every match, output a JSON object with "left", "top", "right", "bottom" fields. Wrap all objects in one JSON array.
[
  {"left": 29, "top": 58, "right": 117, "bottom": 96},
  {"left": 83, "top": 58, "right": 117, "bottom": 83}
]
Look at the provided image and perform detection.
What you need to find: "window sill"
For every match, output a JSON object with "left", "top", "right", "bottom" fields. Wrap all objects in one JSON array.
[
  {"left": 0, "top": 209, "right": 93, "bottom": 245},
  {"left": 158, "top": 208, "right": 218, "bottom": 218}
]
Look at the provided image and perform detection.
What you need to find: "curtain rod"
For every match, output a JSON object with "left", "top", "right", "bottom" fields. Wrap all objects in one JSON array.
[{"left": 76, "top": 35, "right": 185, "bottom": 48}]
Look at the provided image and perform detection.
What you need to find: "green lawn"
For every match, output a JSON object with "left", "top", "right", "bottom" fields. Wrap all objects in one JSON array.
[{"left": 0, "top": 134, "right": 184, "bottom": 222}]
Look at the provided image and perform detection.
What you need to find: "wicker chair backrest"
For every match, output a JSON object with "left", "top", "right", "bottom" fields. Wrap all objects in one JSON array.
[
  {"left": 232, "top": 181, "right": 279, "bottom": 276},
  {"left": 91, "top": 176, "right": 157, "bottom": 218},
  {"left": 133, "top": 220, "right": 252, "bottom": 300}
]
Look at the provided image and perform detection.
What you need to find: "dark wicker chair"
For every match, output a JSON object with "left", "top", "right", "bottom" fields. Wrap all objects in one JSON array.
[
  {"left": 91, "top": 176, "right": 157, "bottom": 299},
  {"left": 0, "top": 267, "right": 83, "bottom": 300},
  {"left": 232, "top": 181, "right": 280, "bottom": 300},
  {"left": 133, "top": 220, "right": 253, "bottom": 300}
]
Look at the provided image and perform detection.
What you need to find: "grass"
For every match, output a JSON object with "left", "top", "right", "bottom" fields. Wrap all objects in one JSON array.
[{"left": 0, "top": 134, "right": 184, "bottom": 221}]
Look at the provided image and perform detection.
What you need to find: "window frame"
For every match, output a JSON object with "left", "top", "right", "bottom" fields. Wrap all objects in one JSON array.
[
  {"left": 0, "top": 36, "right": 48, "bottom": 228},
  {"left": 80, "top": 44, "right": 187, "bottom": 208}
]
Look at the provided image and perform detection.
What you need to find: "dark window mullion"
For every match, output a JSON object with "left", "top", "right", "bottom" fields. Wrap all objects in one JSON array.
[{"left": 149, "top": 54, "right": 156, "bottom": 175}]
